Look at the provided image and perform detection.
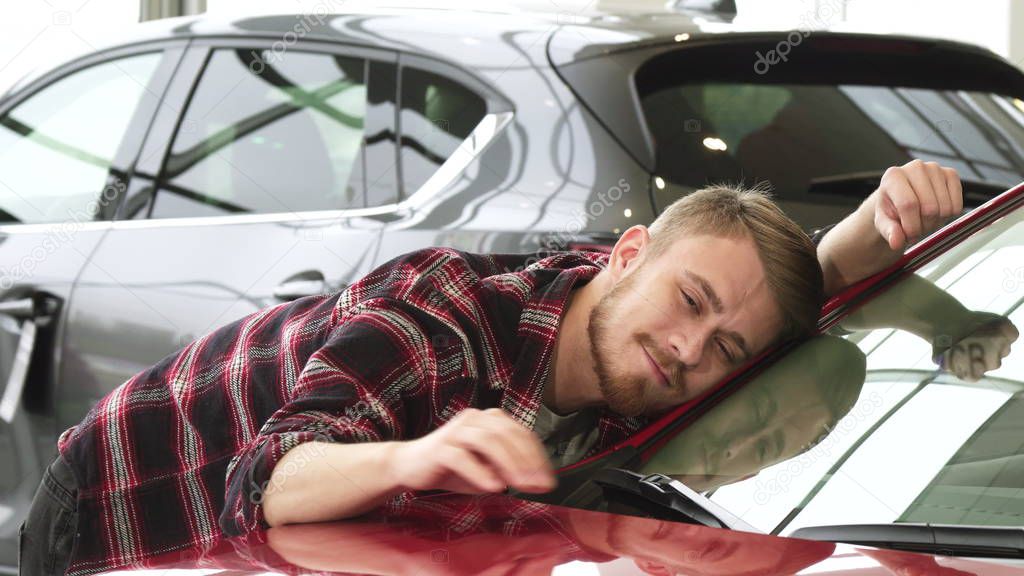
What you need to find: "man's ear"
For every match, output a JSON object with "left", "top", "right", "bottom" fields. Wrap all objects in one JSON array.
[{"left": 608, "top": 225, "right": 652, "bottom": 282}]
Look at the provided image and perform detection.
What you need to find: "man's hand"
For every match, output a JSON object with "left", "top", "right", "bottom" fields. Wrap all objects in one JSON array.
[
  {"left": 934, "top": 311, "right": 1019, "bottom": 382},
  {"left": 816, "top": 159, "right": 964, "bottom": 296},
  {"left": 870, "top": 159, "right": 963, "bottom": 251},
  {"left": 263, "top": 407, "right": 555, "bottom": 527},
  {"left": 390, "top": 408, "right": 556, "bottom": 494}
]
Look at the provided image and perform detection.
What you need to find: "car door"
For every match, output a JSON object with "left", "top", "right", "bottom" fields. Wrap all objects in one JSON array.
[
  {"left": 58, "top": 39, "right": 399, "bottom": 438},
  {"left": 0, "top": 43, "right": 181, "bottom": 568}
]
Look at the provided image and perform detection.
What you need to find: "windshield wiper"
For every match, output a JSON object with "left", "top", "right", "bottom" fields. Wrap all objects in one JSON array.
[
  {"left": 790, "top": 523, "right": 1024, "bottom": 558},
  {"left": 591, "top": 468, "right": 760, "bottom": 533},
  {"left": 807, "top": 170, "right": 1011, "bottom": 207}
]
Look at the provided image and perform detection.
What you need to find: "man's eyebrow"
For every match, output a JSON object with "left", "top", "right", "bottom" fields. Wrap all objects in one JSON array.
[
  {"left": 684, "top": 270, "right": 724, "bottom": 314},
  {"left": 683, "top": 269, "right": 752, "bottom": 363}
]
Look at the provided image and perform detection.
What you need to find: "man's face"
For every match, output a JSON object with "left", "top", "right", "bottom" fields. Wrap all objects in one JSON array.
[
  {"left": 588, "top": 232, "right": 783, "bottom": 417},
  {"left": 663, "top": 376, "right": 832, "bottom": 492},
  {"left": 604, "top": 514, "right": 825, "bottom": 576}
]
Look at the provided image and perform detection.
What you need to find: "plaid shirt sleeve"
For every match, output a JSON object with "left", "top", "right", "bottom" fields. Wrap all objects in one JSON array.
[{"left": 219, "top": 296, "right": 442, "bottom": 535}]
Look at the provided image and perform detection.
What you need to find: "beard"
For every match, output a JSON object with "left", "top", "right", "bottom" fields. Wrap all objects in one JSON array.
[{"left": 587, "top": 269, "right": 653, "bottom": 417}]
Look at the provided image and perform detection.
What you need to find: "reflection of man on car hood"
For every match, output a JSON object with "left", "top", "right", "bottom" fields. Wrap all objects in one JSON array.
[
  {"left": 23, "top": 160, "right": 965, "bottom": 576},
  {"left": 262, "top": 494, "right": 837, "bottom": 576}
]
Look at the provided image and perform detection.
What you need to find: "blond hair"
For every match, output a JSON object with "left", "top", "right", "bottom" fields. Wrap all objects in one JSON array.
[{"left": 646, "top": 184, "right": 824, "bottom": 345}]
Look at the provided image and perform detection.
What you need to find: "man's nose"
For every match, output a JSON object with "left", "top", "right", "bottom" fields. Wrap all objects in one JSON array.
[
  {"left": 724, "top": 434, "right": 756, "bottom": 461},
  {"left": 668, "top": 331, "right": 704, "bottom": 369}
]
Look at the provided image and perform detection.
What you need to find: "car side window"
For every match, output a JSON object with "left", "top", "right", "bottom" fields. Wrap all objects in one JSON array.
[
  {"left": 399, "top": 66, "right": 486, "bottom": 198},
  {"left": 151, "top": 49, "right": 373, "bottom": 218},
  {"left": 0, "top": 53, "right": 163, "bottom": 224}
]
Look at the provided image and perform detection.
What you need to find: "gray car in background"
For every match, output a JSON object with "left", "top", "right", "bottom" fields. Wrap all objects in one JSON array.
[{"left": 1, "top": 4, "right": 1024, "bottom": 569}]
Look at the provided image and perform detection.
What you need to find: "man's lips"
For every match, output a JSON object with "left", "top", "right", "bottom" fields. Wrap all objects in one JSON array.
[{"left": 642, "top": 345, "right": 671, "bottom": 388}]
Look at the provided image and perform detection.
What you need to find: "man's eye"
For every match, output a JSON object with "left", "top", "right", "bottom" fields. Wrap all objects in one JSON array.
[
  {"left": 754, "top": 399, "right": 767, "bottom": 424},
  {"left": 682, "top": 291, "right": 698, "bottom": 311},
  {"left": 717, "top": 340, "right": 733, "bottom": 362}
]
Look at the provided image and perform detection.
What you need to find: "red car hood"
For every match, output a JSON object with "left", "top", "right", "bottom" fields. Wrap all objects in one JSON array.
[{"left": 99, "top": 493, "right": 1024, "bottom": 575}]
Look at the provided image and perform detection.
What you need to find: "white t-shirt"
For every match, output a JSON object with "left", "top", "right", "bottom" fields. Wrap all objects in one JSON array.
[{"left": 533, "top": 400, "right": 602, "bottom": 468}]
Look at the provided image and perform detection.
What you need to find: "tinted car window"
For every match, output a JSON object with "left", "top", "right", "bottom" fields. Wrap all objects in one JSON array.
[
  {"left": 364, "top": 61, "right": 399, "bottom": 208},
  {"left": 151, "top": 49, "right": 370, "bottom": 218},
  {"left": 642, "top": 204, "right": 1024, "bottom": 533},
  {"left": 641, "top": 83, "right": 1024, "bottom": 229},
  {"left": 399, "top": 66, "right": 486, "bottom": 197},
  {"left": 0, "top": 53, "right": 162, "bottom": 224}
]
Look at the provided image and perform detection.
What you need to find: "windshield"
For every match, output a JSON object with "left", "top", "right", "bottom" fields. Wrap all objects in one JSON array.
[
  {"left": 642, "top": 83, "right": 1024, "bottom": 229},
  {"left": 640, "top": 199, "right": 1024, "bottom": 534}
]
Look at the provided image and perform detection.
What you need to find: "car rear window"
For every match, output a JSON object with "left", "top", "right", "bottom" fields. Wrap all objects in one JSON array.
[
  {"left": 641, "top": 82, "right": 1024, "bottom": 229},
  {"left": 553, "top": 34, "right": 1024, "bottom": 231}
]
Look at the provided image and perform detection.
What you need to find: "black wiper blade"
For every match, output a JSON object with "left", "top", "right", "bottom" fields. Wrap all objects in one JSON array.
[
  {"left": 807, "top": 170, "right": 1012, "bottom": 207},
  {"left": 790, "top": 523, "right": 1024, "bottom": 558},
  {"left": 0, "top": 206, "right": 20, "bottom": 224},
  {"left": 592, "top": 469, "right": 759, "bottom": 533}
]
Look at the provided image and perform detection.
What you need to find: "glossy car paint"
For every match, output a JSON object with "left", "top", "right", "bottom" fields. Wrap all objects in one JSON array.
[{"left": 97, "top": 493, "right": 1024, "bottom": 575}]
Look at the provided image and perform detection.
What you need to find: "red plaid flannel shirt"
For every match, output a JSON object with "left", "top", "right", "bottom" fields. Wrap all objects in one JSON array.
[{"left": 55, "top": 247, "right": 649, "bottom": 575}]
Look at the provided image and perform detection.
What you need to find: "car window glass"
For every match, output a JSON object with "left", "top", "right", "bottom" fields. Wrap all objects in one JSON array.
[
  {"left": 642, "top": 206, "right": 1024, "bottom": 533},
  {"left": 680, "top": 378, "right": 916, "bottom": 532},
  {"left": 364, "top": 61, "right": 398, "bottom": 208},
  {"left": 784, "top": 384, "right": 1011, "bottom": 531},
  {"left": 0, "top": 53, "right": 162, "bottom": 224},
  {"left": 399, "top": 66, "right": 486, "bottom": 198},
  {"left": 151, "top": 49, "right": 369, "bottom": 218},
  {"left": 642, "top": 83, "right": 1024, "bottom": 230}
]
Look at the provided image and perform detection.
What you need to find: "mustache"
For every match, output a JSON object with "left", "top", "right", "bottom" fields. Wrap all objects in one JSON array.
[{"left": 639, "top": 334, "right": 683, "bottom": 387}]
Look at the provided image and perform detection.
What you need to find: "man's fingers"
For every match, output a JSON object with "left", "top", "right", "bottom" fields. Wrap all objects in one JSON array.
[
  {"left": 1000, "top": 320, "right": 1020, "bottom": 342},
  {"left": 893, "top": 161, "right": 928, "bottom": 240},
  {"left": 479, "top": 408, "right": 555, "bottom": 480},
  {"left": 944, "top": 166, "right": 964, "bottom": 214},
  {"left": 948, "top": 347, "right": 968, "bottom": 379},
  {"left": 875, "top": 192, "right": 907, "bottom": 250},
  {"left": 440, "top": 446, "right": 506, "bottom": 493},
  {"left": 970, "top": 344, "right": 999, "bottom": 381},
  {"left": 923, "top": 161, "right": 952, "bottom": 226},
  {"left": 457, "top": 408, "right": 553, "bottom": 473},
  {"left": 872, "top": 160, "right": 964, "bottom": 253},
  {"left": 456, "top": 409, "right": 555, "bottom": 490},
  {"left": 455, "top": 425, "right": 552, "bottom": 491}
]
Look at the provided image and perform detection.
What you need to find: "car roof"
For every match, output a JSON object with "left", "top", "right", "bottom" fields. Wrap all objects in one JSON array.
[{"left": 7, "top": 2, "right": 1006, "bottom": 98}]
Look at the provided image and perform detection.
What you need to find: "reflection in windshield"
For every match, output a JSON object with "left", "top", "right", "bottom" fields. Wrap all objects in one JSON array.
[
  {"left": 641, "top": 335, "right": 866, "bottom": 492},
  {"left": 836, "top": 273, "right": 1019, "bottom": 382},
  {"left": 696, "top": 207, "right": 1024, "bottom": 534}
]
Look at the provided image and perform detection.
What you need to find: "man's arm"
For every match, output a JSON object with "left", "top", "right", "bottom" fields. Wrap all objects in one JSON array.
[
  {"left": 220, "top": 299, "right": 555, "bottom": 533},
  {"left": 815, "top": 159, "right": 964, "bottom": 297},
  {"left": 262, "top": 408, "right": 555, "bottom": 526}
]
